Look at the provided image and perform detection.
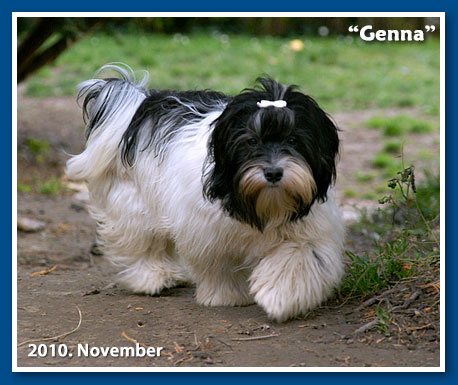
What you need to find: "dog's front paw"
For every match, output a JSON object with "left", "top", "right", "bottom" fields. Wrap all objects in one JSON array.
[
  {"left": 249, "top": 246, "right": 341, "bottom": 322},
  {"left": 252, "top": 285, "right": 308, "bottom": 322}
]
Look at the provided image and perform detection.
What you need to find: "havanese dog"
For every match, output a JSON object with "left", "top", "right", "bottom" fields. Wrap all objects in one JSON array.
[{"left": 66, "top": 63, "right": 345, "bottom": 322}]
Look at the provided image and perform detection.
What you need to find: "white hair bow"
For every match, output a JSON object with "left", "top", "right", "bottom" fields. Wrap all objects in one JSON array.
[{"left": 256, "top": 100, "right": 287, "bottom": 108}]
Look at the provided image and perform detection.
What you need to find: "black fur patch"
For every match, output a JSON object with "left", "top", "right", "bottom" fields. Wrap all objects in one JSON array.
[{"left": 121, "top": 89, "right": 230, "bottom": 166}]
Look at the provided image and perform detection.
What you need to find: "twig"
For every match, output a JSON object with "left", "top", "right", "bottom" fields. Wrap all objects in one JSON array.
[
  {"left": 174, "top": 352, "right": 193, "bottom": 366},
  {"left": 121, "top": 331, "right": 148, "bottom": 348},
  {"left": 216, "top": 338, "right": 233, "bottom": 350},
  {"left": 18, "top": 306, "right": 82, "bottom": 347},
  {"left": 401, "top": 290, "right": 420, "bottom": 309},
  {"left": 231, "top": 333, "right": 279, "bottom": 341},
  {"left": 352, "top": 287, "right": 401, "bottom": 313},
  {"left": 353, "top": 319, "right": 378, "bottom": 335},
  {"left": 29, "top": 264, "right": 58, "bottom": 278},
  {"left": 407, "top": 323, "right": 434, "bottom": 331},
  {"left": 409, "top": 308, "right": 438, "bottom": 330}
]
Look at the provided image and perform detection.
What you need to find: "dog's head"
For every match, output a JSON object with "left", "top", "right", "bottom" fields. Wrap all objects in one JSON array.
[{"left": 203, "top": 77, "right": 339, "bottom": 231}]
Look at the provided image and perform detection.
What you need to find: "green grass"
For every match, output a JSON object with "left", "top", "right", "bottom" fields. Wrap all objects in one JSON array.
[
  {"left": 354, "top": 170, "right": 375, "bottom": 183},
  {"left": 17, "top": 182, "right": 31, "bottom": 193},
  {"left": 383, "top": 141, "right": 402, "bottom": 154},
  {"left": 408, "top": 120, "right": 434, "bottom": 134},
  {"left": 344, "top": 189, "right": 358, "bottom": 198},
  {"left": 361, "top": 192, "right": 376, "bottom": 200},
  {"left": 418, "top": 148, "right": 434, "bottom": 160},
  {"left": 366, "top": 114, "right": 435, "bottom": 137},
  {"left": 374, "top": 305, "right": 391, "bottom": 335},
  {"left": 341, "top": 236, "right": 414, "bottom": 299},
  {"left": 25, "top": 138, "right": 50, "bottom": 163},
  {"left": 23, "top": 32, "right": 440, "bottom": 114},
  {"left": 415, "top": 170, "right": 440, "bottom": 220},
  {"left": 38, "top": 178, "right": 63, "bottom": 195},
  {"left": 371, "top": 152, "right": 401, "bottom": 169}
]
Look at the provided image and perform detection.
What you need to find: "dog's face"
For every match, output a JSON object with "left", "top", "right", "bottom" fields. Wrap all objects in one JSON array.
[{"left": 204, "top": 78, "right": 339, "bottom": 231}]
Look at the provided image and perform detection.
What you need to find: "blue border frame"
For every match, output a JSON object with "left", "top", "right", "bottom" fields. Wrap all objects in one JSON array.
[{"left": 8, "top": 1, "right": 454, "bottom": 382}]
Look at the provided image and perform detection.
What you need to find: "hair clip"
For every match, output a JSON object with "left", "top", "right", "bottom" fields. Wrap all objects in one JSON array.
[{"left": 257, "top": 100, "right": 287, "bottom": 108}]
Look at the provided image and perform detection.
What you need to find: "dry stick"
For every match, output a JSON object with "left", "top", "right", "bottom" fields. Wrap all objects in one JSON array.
[
  {"left": 409, "top": 308, "right": 438, "bottom": 330},
  {"left": 29, "top": 264, "right": 58, "bottom": 278},
  {"left": 18, "top": 306, "right": 82, "bottom": 347},
  {"left": 231, "top": 333, "right": 279, "bottom": 341},
  {"left": 352, "top": 287, "right": 401, "bottom": 313},
  {"left": 401, "top": 290, "right": 420, "bottom": 309},
  {"left": 121, "top": 331, "right": 148, "bottom": 348},
  {"left": 353, "top": 319, "right": 378, "bottom": 335}
]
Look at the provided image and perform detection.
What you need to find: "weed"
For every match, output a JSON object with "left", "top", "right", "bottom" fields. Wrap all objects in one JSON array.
[
  {"left": 340, "top": 235, "right": 413, "bottom": 299},
  {"left": 374, "top": 305, "right": 390, "bottom": 335},
  {"left": 341, "top": 166, "right": 439, "bottom": 300}
]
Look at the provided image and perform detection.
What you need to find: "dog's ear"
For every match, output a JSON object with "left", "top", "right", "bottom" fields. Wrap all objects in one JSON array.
[
  {"left": 284, "top": 89, "right": 340, "bottom": 203},
  {"left": 203, "top": 103, "right": 241, "bottom": 202},
  {"left": 307, "top": 105, "right": 339, "bottom": 202}
]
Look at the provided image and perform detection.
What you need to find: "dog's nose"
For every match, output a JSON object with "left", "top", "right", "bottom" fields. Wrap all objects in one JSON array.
[{"left": 264, "top": 167, "right": 283, "bottom": 183}]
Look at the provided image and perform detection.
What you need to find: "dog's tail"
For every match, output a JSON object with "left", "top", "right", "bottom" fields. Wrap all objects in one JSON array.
[{"left": 66, "top": 63, "right": 148, "bottom": 181}]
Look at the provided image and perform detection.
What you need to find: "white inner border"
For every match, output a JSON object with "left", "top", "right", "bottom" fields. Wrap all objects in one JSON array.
[{"left": 12, "top": 11, "right": 445, "bottom": 373}]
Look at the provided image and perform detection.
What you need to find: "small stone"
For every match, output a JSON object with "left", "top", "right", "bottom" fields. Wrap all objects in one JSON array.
[{"left": 17, "top": 217, "right": 45, "bottom": 232}]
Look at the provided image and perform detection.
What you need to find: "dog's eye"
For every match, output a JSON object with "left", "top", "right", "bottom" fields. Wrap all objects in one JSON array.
[
  {"left": 247, "top": 138, "right": 258, "bottom": 146},
  {"left": 287, "top": 137, "right": 297, "bottom": 145}
]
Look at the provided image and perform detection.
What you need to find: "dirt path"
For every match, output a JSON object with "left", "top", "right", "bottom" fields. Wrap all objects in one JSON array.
[{"left": 16, "top": 95, "right": 440, "bottom": 368}]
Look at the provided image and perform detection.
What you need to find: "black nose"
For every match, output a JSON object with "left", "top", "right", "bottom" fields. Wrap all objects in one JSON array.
[{"left": 264, "top": 167, "right": 283, "bottom": 183}]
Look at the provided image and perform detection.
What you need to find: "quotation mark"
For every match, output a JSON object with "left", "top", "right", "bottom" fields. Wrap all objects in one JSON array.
[
  {"left": 348, "top": 25, "right": 359, "bottom": 32},
  {"left": 425, "top": 25, "right": 436, "bottom": 32}
]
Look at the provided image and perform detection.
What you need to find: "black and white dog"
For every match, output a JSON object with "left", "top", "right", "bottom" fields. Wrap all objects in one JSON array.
[{"left": 66, "top": 64, "right": 345, "bottom": 321}]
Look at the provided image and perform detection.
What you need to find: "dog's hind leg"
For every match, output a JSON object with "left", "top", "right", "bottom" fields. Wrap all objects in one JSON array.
[
  {"left": 111, "top": 237, "right": 190, "bottom": 295},
  {"left": 191, "top": 259, "right": 254, "bottom": 307}
]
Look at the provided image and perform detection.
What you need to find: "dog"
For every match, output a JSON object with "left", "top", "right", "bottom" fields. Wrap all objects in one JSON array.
[{"left": 66, "top": 64, "right": 345, "bottom": 322}]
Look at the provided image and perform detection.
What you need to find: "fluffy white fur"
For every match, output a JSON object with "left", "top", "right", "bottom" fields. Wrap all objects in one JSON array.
[{"left": 66, "top": 67, "right": 345, "bottom": 322}]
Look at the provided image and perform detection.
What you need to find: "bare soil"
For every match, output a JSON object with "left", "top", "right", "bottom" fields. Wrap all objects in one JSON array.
[{"left": 16, "top": 93, "right": 440, "bottom": 368}]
